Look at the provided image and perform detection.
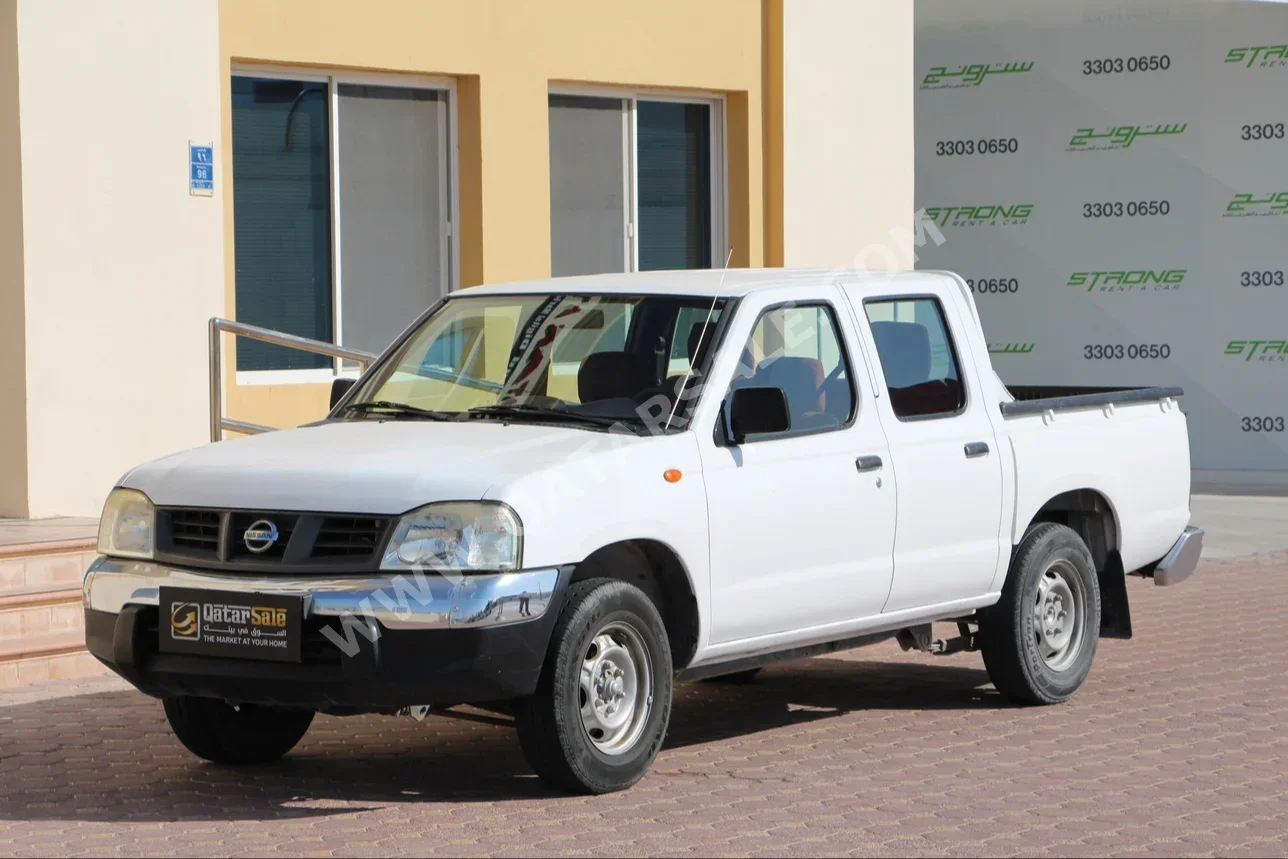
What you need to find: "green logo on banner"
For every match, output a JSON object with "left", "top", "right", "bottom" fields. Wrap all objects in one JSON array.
[
  {"left": 987, "top": 343, "right": 1036, "bottom": 355},
  {"left": 920, "top": 205, "right": 1034, "bottom": 227},
  {"left": 921, "top": 62, "right": 1034, "bottom": 89},
  {"left": 1225, "top": 192, "right": 1288, "bottom": 217},
  {"left": 1068, "top": 270, "right": 1187, "bottom": 292},
  {"left": 1068, "top": 124, "right": 1187, "bottom": 150},
  {"left": 1225, "top": 46, "right": 1288, "bottom": 69},
  {"left": 1226, "top": 340, "right": 1288, "bottom": 362}
]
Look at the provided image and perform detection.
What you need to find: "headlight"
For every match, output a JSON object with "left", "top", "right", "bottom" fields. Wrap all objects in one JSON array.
[
  {"left": 381, "top": 502, "right": 522, "bottom": 573},
  {"left": 97, "top": 488, "right": 155, "bottom": 560}
]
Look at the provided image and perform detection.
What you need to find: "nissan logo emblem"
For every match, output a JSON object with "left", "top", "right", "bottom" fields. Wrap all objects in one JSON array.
[{"left": 243, "top": 520, "right": 280, "bottom": 553}]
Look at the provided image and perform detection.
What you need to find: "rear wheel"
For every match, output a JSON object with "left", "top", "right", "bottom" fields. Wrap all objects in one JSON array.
[
  {"left": 516, "top": 578, "right": 672, "bottom": 794},
  {"left": 979, "top": 523, "right": 1100, "bottom": 705},
  {"left": 163, "top": 696, "right": 314, "bottom": 764}
]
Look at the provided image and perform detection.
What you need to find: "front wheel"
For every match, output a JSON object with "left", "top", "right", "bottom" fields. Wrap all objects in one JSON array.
[
  {"left": 978, "top": 522, "right": 1101, "bottom": 705},
  {"left": 515, "top": 578, "right": 673, "bottom": 794},
  {"left": 163, "top": 696, "right": 314, "bottom": 764}
]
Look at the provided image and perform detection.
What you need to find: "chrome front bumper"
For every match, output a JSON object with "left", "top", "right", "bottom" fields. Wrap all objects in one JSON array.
[
  {"left": 83, "top": 557, "right": 561, "bottom": 630},
  {"left": 1153, "top": 526, "right": 1204, "bottom": 586}
]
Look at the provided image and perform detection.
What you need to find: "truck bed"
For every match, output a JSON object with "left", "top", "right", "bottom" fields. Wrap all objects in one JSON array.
[{"left": 998, "top": 386, "right": 1191, "bottom": 574}]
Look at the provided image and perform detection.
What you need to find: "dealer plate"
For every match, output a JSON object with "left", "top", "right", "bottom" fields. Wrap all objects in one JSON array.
[{"left": 158, "top": 587, "right": 303, "bottom": 663}]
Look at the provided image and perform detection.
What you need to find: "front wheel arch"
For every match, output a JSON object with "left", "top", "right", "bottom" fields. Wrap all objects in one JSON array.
[{"left": 570, "top": 539, "right": 700, "bottom": 671}]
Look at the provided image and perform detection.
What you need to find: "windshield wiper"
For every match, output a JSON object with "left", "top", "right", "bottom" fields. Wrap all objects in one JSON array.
[
  {"left": 464, "top": 403, "right": 631, "bottom": 430},
  {"left": 344, "top": 400, "right": 457, "bottom": 421}
]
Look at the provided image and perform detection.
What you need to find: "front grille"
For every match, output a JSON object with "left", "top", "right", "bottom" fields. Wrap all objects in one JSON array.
[
  {"left": 312, "top": 516, "right": 390, "bottom": 560},
  {"left": 154, "top": 507, "right": 392, "bottom": 573},
  {"left": 168, "top": 509, "right": 220, "bottom": 552}
]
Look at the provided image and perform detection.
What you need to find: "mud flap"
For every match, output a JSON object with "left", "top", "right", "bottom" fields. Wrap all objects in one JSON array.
[{"left": 1097, "top": 552, "right": 1133, "bottom": 639}]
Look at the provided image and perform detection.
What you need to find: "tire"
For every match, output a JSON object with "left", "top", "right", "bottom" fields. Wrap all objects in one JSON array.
[
  {"left": 515, "top": 578, "right": 673, "bottom": 794},
  {"left": 978, "top": 523, "right": 1101, "bottom": 705},
  {"left": 702, "top": 667, "right": 763, "bottom": 685},
  {"left": 163, "top": 696, "right": 314, "bottom": 764}
]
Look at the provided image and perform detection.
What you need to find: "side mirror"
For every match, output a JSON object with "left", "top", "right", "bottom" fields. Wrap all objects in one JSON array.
[
  {"left": 329, "top": 377, "right": 357, "bottom": 410},
  {"left": 728, "top": 386, "right": 790, "bottom": 444}
]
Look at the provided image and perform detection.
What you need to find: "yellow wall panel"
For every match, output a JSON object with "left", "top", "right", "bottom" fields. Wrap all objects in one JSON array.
[{"left": 219, "top": 0, "right": 768, "bottom": 431}]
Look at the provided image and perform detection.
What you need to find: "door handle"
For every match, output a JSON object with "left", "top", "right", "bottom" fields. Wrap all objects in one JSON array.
[
  {"left": 855, "top": 455, "right": 883, "bottom": 473},
  {"left": 964, "top": 441, "right": 990, "bottom": 458}
]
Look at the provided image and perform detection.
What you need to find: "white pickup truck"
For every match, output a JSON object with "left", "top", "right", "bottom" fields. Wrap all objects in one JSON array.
[{"left": 85, "top": 269, "right": 1202, "bottom": 794}]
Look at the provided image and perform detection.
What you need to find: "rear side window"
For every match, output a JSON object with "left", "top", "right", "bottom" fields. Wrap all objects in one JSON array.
[{"left": 864, "top": 298, "right": 966, "bottom": 420}]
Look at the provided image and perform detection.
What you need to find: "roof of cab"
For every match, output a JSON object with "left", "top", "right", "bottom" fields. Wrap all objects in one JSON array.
[{"left": 461, "top": 268, "right": 953, "bottom": 299}]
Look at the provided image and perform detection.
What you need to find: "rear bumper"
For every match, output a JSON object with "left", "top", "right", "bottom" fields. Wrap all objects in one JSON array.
[
  {"left": 1153, "top": 526, "right": 1204, "bottom": 586},
  {"left": 83, "top": 558, "right": 571, "bottom": 712}
]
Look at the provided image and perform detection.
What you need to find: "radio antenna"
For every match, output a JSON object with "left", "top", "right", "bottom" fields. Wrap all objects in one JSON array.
[{"left": 664, "top": 246, "right": 734, "bottom": 432}]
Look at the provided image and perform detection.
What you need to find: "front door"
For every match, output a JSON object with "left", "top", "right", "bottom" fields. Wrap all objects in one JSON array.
[
  {"left": 700, "top": 289, "right": 896, "bottom": 645},
  {"left": 846, "top": 288, "right": 1003, "bottom": 612}
]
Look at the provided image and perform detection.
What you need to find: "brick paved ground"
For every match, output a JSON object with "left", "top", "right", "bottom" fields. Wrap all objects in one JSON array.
[{"left": 1, "top": 554, "right": 1286, "bottom": 858}]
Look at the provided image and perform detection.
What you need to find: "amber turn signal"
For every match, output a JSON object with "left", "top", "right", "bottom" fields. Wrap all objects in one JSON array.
[{"left": 663, "top": 469, "right": 683, "bottom": 483}]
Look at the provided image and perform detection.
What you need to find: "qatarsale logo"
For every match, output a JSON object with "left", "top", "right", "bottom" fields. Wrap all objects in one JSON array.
[
  {"left": 1225, "top": 192, "right": 1288, "bottom": 218},
  {"left": 920, "top": 204, "right": 1033, "bottom": 228},
  {"left": 921, "top": 61, "right": 1033, "bottom": 89},
  {"left": 1068, "top": 270, "right": 1187, "bottom": 293},
  {"left": 1226, "top": 340, "right": 1288, "bottom": 363},
  {"left": 1225, "top": 46, "right": 1288, "bottom": 69},
  {"left": 1068, "top": 124, "right": 1187, "bottom": 151}
]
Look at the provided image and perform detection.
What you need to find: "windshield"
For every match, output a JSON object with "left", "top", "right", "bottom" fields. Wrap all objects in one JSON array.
[{"left": 343, "top": 292, "right": 727, "bottom": 431}]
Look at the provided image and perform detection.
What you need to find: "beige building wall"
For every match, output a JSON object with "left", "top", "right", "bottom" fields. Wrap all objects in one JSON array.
[
  {"left": 782, "top": 0, "right": 914, "bottom": 269},
  {"left": 0, "top": 0, "right": 916, "bottom": 517},
  {"left": 15, "top": 0, "right": 225, "bottom": 517}
]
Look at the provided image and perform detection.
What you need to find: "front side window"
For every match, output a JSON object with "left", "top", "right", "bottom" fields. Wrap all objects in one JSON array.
[
  {"left": 549, "top": 94, "right": 719, "bottom": 277},
  {"left": 730, "top": 304, "right": 855, "bottom": 435},
  {"left": 231, "top": 74, "right": 453, "bottom": 371},
  {"left": 864, "top": 298, "right": 966, "bottom": 419},
  {"left": 346, "top": 293, "right": 727, "bottom": 431}
]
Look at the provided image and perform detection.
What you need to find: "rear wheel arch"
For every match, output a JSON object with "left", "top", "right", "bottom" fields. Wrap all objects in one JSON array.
[
  {"left": 1019, "top": 488, "right": 1130, "bottom": 638},
  {"left": 570, "top": 539, "right": 700, "bottom": 671},
  {"left": 1024, "top": 488, "right": 1120, "bottom": 569}
]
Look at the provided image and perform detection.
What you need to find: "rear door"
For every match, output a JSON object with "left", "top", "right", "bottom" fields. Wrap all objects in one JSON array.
[{"left": 841, "top": 283, "right": 1004, "bottom": 612}]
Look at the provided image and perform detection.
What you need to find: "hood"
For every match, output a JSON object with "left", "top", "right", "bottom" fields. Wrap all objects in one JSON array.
[{"left": 121, "top": 419, "right": 636, "bottom": 515}]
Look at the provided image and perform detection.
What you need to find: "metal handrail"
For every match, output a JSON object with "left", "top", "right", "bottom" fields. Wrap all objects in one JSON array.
[{"left": 209, "top": 318, "right": 379, "bottom": 442}]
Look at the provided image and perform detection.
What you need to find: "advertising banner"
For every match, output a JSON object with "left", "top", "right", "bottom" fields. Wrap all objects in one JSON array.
[{"left": 915, "top": 0, "right": 1288, "bottom": 485}]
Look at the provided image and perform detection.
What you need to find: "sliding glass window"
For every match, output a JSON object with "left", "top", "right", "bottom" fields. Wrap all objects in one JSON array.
[
  {"left": 231, "top": 72, "right": 455, "bottom": 373},
  {"left": 548, "top": 92, "right": 722, "bottom": 277},
  {"left": 231, "top": 77, "right": 333, "bottom": 370}
]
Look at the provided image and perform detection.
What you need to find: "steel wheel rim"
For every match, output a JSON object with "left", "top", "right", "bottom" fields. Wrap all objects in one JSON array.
[
  {"left": 579, "top": 620, "right": 653, "bottom": 756},
  {"left": 1032, "top": 559, "right": 1087, "bottom": 672}
]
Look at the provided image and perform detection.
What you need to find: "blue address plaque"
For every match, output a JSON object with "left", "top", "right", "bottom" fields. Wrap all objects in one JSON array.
[{"left": 189, "top": 141, "right": 214, "bottom": 196}]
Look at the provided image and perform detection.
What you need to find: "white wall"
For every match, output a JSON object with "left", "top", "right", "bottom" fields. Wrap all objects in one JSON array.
[
  {"left": 17, "top": 0, "right": 225, "bottom": 517},
  {"left": 782, "top": 0, "right": 915, "bottom": 269}
]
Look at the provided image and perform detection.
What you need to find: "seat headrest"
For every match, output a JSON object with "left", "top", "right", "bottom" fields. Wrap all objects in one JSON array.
[
  {"left": 870, "top": 321, "right": 931, "bottom": 390},
  {"left": 578, "top": 351, "right": 654, "bottom": 403},
  {"left": 687, "top": 322, "right": 714, "bottom": 366},
  {"left": 754, "top": 356, "right": 825, "bottom": 417}
]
